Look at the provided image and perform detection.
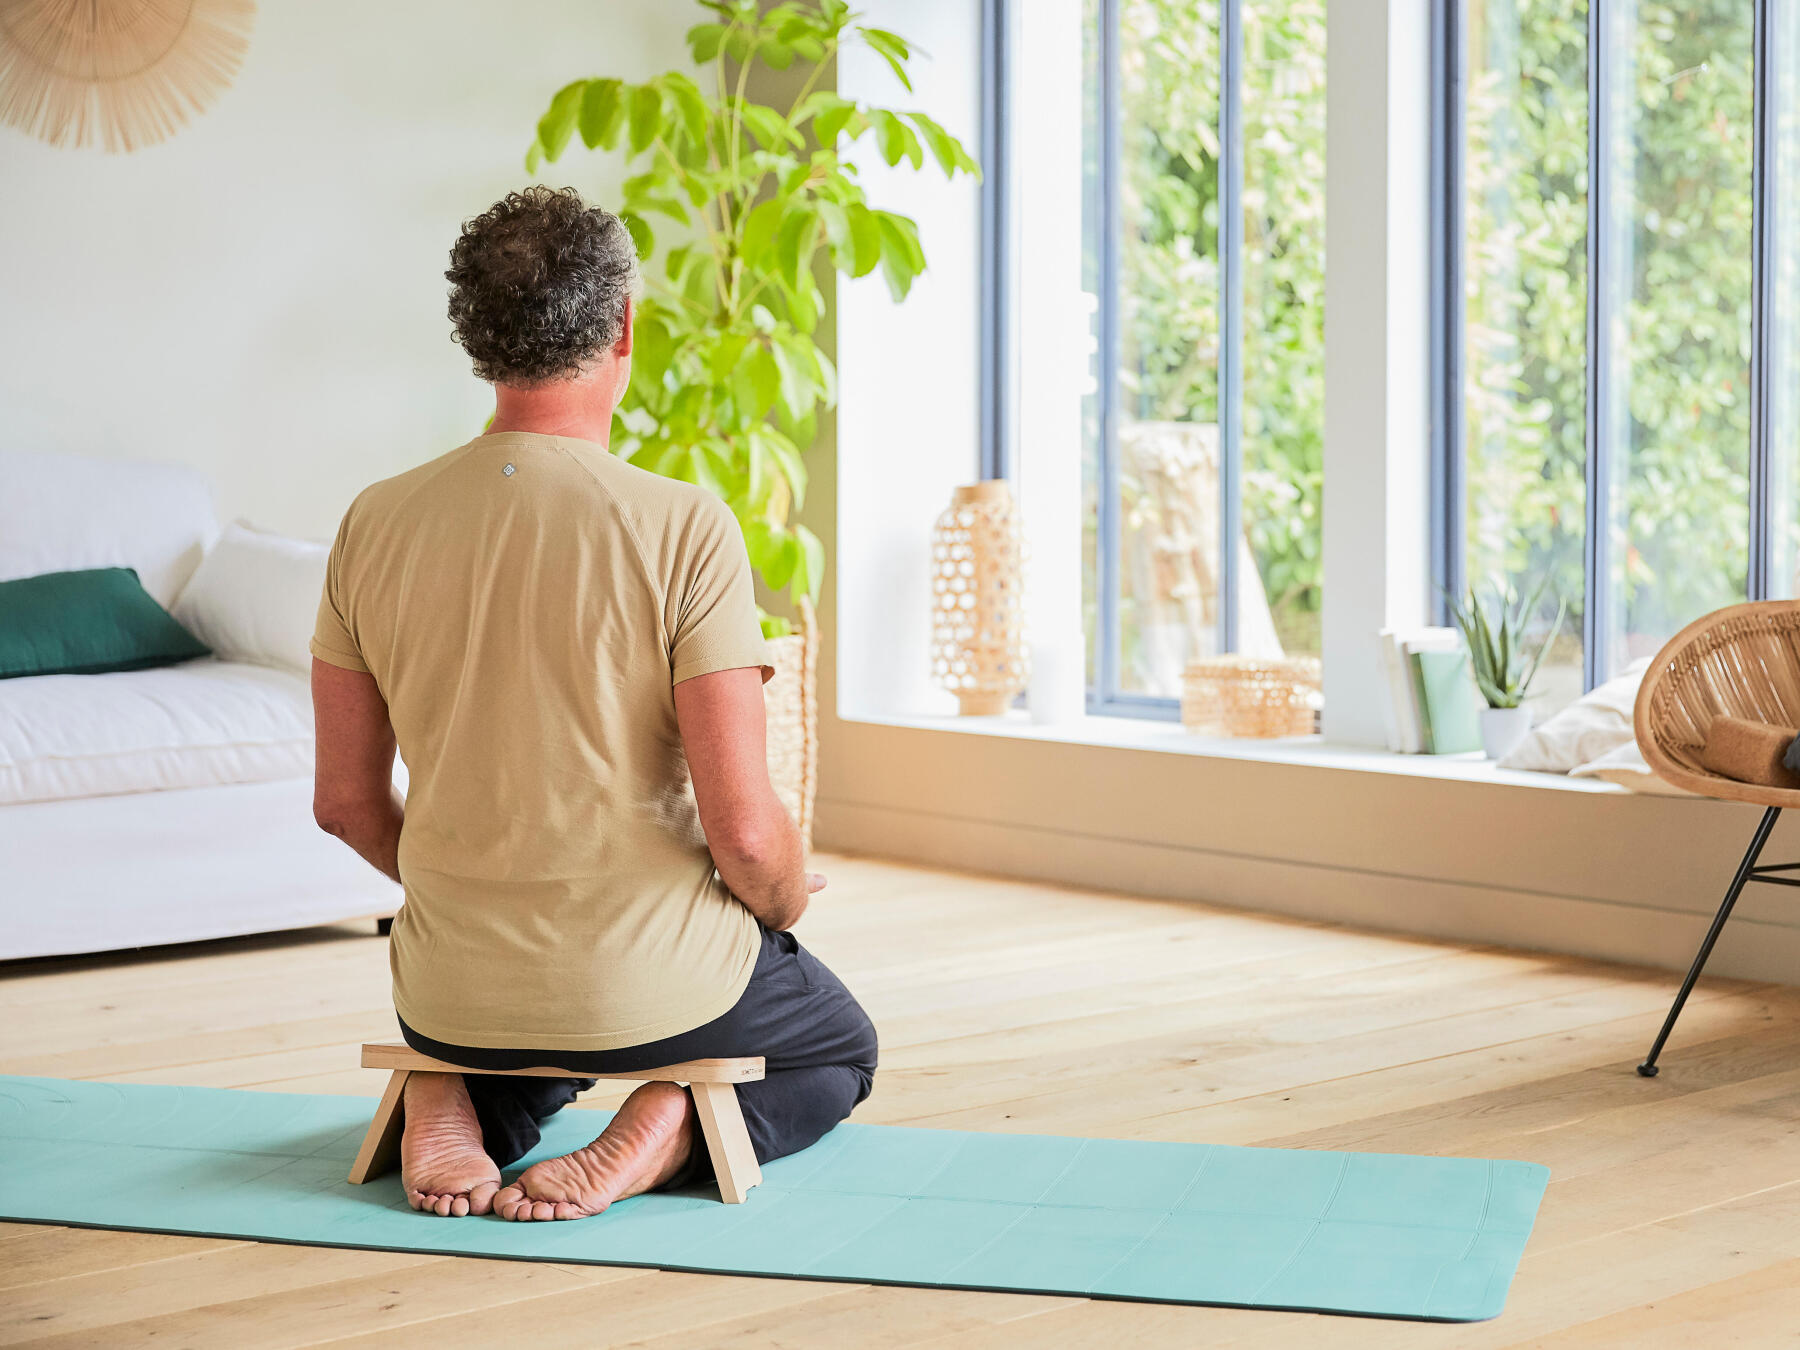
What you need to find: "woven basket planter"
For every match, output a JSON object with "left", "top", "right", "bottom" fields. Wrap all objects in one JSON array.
[
  {"left": 1181, "top": 655, "right": 1322, "bottom": 738},
  {"left": 763, "top": 597, "right": 819, "bottom": 848}
]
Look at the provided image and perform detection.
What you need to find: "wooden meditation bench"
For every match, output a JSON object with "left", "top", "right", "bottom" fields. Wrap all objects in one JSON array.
[{"left": 347, "top": 1042, "right": 765, "bottom": 1203}]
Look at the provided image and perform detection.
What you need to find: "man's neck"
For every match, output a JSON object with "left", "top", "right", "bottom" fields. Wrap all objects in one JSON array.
[{"left": 487, "top": 378, "right": 616, "bottom": 446}]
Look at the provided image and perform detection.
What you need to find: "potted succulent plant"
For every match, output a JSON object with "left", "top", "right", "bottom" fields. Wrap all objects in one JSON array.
[
  {"left": 1444, "top": 577, "right": 1568, "bottom": 760},
  {"left": 523, "top": 0, "right": 979, "bottom": 836}
]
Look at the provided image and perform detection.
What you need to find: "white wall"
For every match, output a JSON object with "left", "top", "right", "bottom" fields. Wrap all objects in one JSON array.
[
  {"left": 0, "top": 0, "right": 690, "bottom": 539},
  {"left": 834, "top": 0, "right": 984, "bottom": 720}
]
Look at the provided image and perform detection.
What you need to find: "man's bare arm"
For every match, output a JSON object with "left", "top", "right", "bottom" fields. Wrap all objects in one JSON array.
[
  {"left": 675, "top": 666, "right": 822, "bottom": 930},
  {"left": 311, "top": 659, "right": 404, "bottom": 884}
]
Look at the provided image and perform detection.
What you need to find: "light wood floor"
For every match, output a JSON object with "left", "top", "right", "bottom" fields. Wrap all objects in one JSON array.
[{"left": 5, "top": 853, "right": 1800, "bottom": 1348}]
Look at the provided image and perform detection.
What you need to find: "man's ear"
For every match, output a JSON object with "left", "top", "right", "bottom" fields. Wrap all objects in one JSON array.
[{"left": 616, "top": 297, "right": 634, "bottom": 357}]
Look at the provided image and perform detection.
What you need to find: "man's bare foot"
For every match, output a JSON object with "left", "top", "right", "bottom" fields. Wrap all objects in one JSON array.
[
  {"left": 495, "top": 1080, "right": 695, "bottom": 1222},
  {"left": 399, "top": 1072, "right": 501, "bottom": 1217}
]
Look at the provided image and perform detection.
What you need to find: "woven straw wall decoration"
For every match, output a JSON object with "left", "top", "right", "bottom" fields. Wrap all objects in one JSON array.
[
  {"left": 931, "top": 479, "right": 1029, "bottom": 716},
  {"left": 0, "top": 0, "right": 256, "bottom": 153}
]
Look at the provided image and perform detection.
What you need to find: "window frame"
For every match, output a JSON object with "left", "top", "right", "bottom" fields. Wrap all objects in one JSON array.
[
  {"left": 982, "top": 0, "right": 1250, "bottom": 720},
  {"left": 1431, "top": 0, "right": 1786, "bottom": 692}
]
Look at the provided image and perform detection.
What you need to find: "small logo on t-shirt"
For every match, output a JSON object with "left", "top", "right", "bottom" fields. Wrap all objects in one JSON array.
[{"left": 502, "top": 463, "right": 516, "bottom": 477}]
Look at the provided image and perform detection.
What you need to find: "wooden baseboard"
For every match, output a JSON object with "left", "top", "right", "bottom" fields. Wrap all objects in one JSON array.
[{"left": 816, "top": 799, "right": 1800, "bottom": 984}]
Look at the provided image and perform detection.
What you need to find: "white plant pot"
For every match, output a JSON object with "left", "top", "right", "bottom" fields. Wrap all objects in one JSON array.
[{"left": 1480, "top": 704, "right": 1533, "bottom": 761}]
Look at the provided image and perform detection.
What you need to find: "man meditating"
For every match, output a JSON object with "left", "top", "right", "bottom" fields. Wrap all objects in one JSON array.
[{"left": 308, "top": 186, "right": 877, "bottom": 1221}]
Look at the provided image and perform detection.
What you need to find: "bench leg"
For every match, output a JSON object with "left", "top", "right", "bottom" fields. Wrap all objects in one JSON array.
[
  {"left": 348, "top": 1069, "right": 411, "bottom": 1185},
  {"left": 691, "top": 1080, "right": 761, "bottom": 1204}
]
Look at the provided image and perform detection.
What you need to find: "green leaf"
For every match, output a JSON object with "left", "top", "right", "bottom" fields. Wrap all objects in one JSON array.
[
  {"left": 740, "top": 102, "right": 803, "bottom": 150},
  {"left": 738, "top": 199, "right": 783, "bottom": 268},
  {"left": 579, "top": 79, "right": 625, "bottom": 149},
  {"left": 760, "top": 612, "right": 794, "bottom": 639},
  {"left": 743, "top": 518, "right": 784, "bottom": 576},
  {"left": 870, "top": 110, "right": 922, "bottom": 169},
  {"left": 763, "top": 533, "right": 800, "bottom": 590},
  {"left": 524, "top": 142, "right": 543, "bottom": 175},
  {"left": 860, "top": 27, "right": 914, "bottom": 92},
  {"left": 811, "top": 345, "right": 838, "bottom": 407},
  {"left": 688, "top": 443, "right": 730, "bottom": 498},
  {"left": 800, "top": 92, "right": 857, "bottom": 147},
  {"left": 874, "top": 210, "right": 922, "bottom": 301},
  {"left": 630, "top": 310, "right": 678, "bottom": 392},
  {"left": 660, "top": 71, "right": 709, "bottom": 147},
  {"left": 536, "top": 81, "right": 585, "bottom": 162},
  {"left": 786, "top": 409, "right": 818, "bottom": 455},
  {"left": 628, "top": 83, "right": 663, "bottom": 156},
  {"left": 908, "top": 111, "right": 979, "bottom": 180},
  {"left": 707, "top": 332, "right": 750, "bottom": 380},
  {"left": 761, "top": 423, "right": 808, "bottom": 507},
  {"left": 782, "top": 272, "right": 820, "bottom": 332},
  {"left": 769, "top": 337, "right": 816, "bottom": 422},
  {"left": 874, "top": 210, "right": 925, "bottom": 270},
  {"left": 845, "top": 202, "right": 881, "bottom": 277},
  {"left": 687, "top": 22, "right": 727, "bottom": 62},
  {"left": 776, "top": 207, "right": 818, "bottom": 292},
  {"left": 745, "top": 427, "right": 771, "bottom": 506},
  {"left": 792, "top": 524, "right": 825, "bottom": 602},
  {"left": 815, "top": 199, "right": 851, "bottom": 260},
  {"left": 638, "top": 192, "right": 691, "bottom": 224},
  {"left": 742, "top": 344, "right": 781, "bottom": 418},
  {"left": 621, "top": 211, "right": 654, "bottom": 260}
]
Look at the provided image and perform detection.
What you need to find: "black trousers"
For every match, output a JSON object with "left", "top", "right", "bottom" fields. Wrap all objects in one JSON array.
[{"left": 398, "top": 925, "right": 877, "bottom": 1185}]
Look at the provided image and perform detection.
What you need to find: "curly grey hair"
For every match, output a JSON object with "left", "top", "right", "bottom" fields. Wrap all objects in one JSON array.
[{"left": 446, "top": 186, "right": 640, "bottom": 385}]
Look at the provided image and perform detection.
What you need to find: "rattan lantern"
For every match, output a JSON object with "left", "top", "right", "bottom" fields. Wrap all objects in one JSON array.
[{"left": 931, "top": 480, "right": 1028, "bottom": 716}]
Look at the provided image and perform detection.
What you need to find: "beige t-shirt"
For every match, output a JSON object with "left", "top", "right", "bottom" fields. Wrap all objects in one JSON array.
[{"left": 310, "top": 431, "right": 768, "bottom": 1051}]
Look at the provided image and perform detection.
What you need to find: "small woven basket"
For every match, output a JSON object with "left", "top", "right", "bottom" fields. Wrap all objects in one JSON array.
[
  {"left": 1181, "top": 655, "right": 1322, "bottom": 738},
  {"left": 763, "top": 597, "right": 819, "bottom": 848}
]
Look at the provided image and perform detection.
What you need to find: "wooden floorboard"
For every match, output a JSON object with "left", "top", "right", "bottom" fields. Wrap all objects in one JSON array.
[{"left": 3, "top": 851, "right": 1796, "bottom": 1347}]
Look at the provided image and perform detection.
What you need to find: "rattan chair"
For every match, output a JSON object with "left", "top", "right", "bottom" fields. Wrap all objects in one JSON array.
[{"left": 1634, "top": 600, "right": 1800, "bottom": 1075}]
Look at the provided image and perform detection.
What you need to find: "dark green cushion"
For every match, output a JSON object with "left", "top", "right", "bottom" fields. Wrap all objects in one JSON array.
[{"left": 0, "top": 568, "right": 211, "bottom": 679}]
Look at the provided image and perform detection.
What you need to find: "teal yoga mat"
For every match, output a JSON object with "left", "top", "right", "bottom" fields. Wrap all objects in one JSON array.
[{"left": 0, "top": 1077, "right": 1545, "bottom": 1321}]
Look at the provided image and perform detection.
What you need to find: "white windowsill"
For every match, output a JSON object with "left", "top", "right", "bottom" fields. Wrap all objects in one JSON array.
[{"left": 841, "top": 708, "right": 1636, "bottom": 794}]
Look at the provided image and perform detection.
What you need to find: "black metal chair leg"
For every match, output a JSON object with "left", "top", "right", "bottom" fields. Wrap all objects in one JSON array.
[{"left": 1638, "top": 805, "right": 1781, "bottom": 1077}]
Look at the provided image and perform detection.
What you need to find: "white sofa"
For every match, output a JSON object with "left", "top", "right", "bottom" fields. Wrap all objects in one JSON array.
[{"left": 0, "top": 450, "right": 401, "bottom": 959}]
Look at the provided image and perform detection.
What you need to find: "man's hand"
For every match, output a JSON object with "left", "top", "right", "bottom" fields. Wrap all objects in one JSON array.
[{"left": 675, "top": 666, "right": 812, "bottom": 930}]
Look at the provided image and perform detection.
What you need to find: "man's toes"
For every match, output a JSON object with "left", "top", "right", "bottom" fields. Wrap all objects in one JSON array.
[
  {"left": 468, "top": 1182, "right": 500, "bottom": 1217},
  {"left": 552, "top": 1201, "right": 582, "bottom": 1221},
  {"left": 406, "top": 1189, "right": 426, "bottom": 1211},
  {"left": 449, "top": 1194, "right": 471, "bottom": 1218},
  {"left": 531, "top": 1199, "right": 555, "bottom": 1221}
]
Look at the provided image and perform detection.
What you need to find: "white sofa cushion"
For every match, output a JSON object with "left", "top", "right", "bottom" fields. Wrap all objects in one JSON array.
[
  {"left": 0, "top": 660, "right": 313, "bottom": 806},
  {"left": 172, "top": 522, "right": 329, "bottom": 674},
  {"left": 0, "top": 449, "right": 217, "bottom": 608}
]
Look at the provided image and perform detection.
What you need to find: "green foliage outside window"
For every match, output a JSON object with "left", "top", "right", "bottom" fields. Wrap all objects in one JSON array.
[
  {"left": 1106, "top": 0, "right": 1326, "bottom": 663},
  {"left": 1464, "top": 0, "right": 1753, "bottom": 672},
  {"left": 1108, "top": 0, "right": 1757, "bottom": 681}
]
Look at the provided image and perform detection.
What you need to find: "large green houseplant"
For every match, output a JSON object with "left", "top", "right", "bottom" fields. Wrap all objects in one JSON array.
[{"left": 525, "top": 0, "right": 979, "bottom": 637}]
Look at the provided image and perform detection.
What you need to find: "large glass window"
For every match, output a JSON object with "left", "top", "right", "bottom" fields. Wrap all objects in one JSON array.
[
  {"left": 1074, "top": 0, "right": 1326, "bottom": 713},
  {"left": 1445, "top": 0, "right": 1777, "bottom": 703}
]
